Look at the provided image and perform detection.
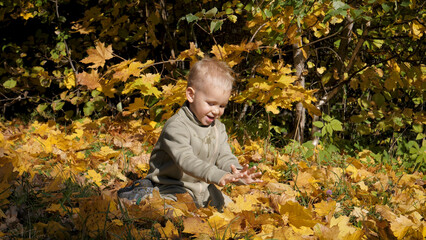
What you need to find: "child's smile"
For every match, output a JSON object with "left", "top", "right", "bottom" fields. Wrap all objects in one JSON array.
[{"left": 186, "top": 82, "right": 231, "bottom": 126}]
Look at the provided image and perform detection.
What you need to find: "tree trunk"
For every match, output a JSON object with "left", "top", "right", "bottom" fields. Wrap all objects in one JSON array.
[
  {"left": 292, "top": 38, "right": 306, "bottom": 143},
  {"left": 311, "top": 16, "right": 362, "bottom": 144}
]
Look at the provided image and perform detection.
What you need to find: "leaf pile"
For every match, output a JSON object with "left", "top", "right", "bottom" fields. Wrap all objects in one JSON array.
[{"left": 0, "top": 119, "right": 425, "bottom": 239}]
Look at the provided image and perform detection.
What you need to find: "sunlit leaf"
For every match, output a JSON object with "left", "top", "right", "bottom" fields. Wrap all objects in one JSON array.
[{"left": 80, "top": 42, "right": 114, "bottom": 68}]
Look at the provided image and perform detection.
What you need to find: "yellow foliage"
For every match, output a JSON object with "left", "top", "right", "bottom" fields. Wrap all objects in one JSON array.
[
  {"left": 0, "top": 117, "right": 425, "bottom": 239},
  {"left": 64, "top": 72, "right": 76, "bottom": 89},
  {"left": 86, "top": 169, "right": 102, "bottom": 186},
  {"left": 410, "top": 20, "right": 425, "bottom": 40},
  {"left": 122, "top": 73, "right": 161, "bottom": 97},
  {"left": 227, "top": 194, "right": 260, "bottom": 213},
  {"left": 155, "top": 220, "right": 179, "bottom": 239},
  {"left": 177, "top": 42, "right": 204, "bottom": 65}
]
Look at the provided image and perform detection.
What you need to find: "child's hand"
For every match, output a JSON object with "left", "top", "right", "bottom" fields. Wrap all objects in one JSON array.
[
  {"left": 230, "top": 164, "right": 263, "bottom": 185},
  {"left": 218, "top": 164, "right": 263, "bottom": 186},
  {"left": 218, "top": 173, "right": 240, "bottom": 186}
]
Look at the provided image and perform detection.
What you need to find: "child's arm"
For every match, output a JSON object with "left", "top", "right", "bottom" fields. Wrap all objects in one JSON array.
[{"left": 218, "top": 164, "right": 263, "bottom": 186}]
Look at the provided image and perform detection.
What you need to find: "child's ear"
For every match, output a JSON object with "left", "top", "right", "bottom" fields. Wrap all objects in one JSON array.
[{"left": 186, "top": 87, "right": 195, "bottom": 103}]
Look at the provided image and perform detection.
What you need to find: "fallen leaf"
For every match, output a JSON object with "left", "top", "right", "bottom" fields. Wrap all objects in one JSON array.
[{"left": 182, "top": 217, "right": 212, "bottom": 236}]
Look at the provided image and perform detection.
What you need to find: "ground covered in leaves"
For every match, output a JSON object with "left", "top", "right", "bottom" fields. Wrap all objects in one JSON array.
[{"left": 0, "top": 118, "right": 425, "bottom": 239}]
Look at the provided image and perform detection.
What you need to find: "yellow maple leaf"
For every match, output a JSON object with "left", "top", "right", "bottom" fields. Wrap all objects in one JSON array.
[
  {"left": 155, "top": 220, "right": 179, "bottom": 239},
  {"left": 210, "top": 45, "right": 227, "bottom": 61},
  {"left": 227, "top": 193, "right": 260, "bottom": 213},
  {"left": 265, "top": 101, "right": 280, "bottom": 114},
  {"left": 410, "top": 20, "right": 425, "bottom": 40},
  {"left": 277, "top": 74, "right": 296, "bottom": 85},
  {"left": 182, "top": 217, "right": 212, "bottom": 236},
  {"left": 86, "top": 169, "right": 102, "bottom": 186},
  {"left": 65, "top": 128, "right": 84, "bottom": 141},
  {"left": 295, "top": 171, "right": 320, "bottom": 191},
  {"left": 177, "top": 42, "right": 204, "bottom": 64},
  {"left": 93, "top": 146, "right": 119, "bottom": 159},
  {"left": 111, "top": 60, "right": 154, "bottom": 82},
  {"left": 314, "top": 200, "right": 336, "bottom": 217},
  {"left": 257, "top": 223, "right": 278, "bottom": 239},
  {"left": 279, "top": 201, "right": 318, "bottom": 228},
  {"left": 64, "top": 72, "right": 76, "bottom": 89},
  {"left": 20, "top": 12, "right": 34, "bottom": 20},
  {"left": 350, "top": 207, "right": 368, "bottom": 222},
  {"left": 98, "top": 162, "right": 127, "bottom": 181},
  {"left": 126, "top": 98, "right": 148, "bottom": 113},
  {"left": 291, "top": 225, "right": 314, "bottom": 236},
  {"left": 357, "top": 181, "right": 368, "bottom": 191},
  {"left": 98, "top": 82, "right": 116, "bottom": 98},
  {"left": 122, "top": 73, "right": 161, "bottom": 96},
  {"left": 208, "top": 210, "right": 235, "bottom": 230},
  {"left": 330, "top": 215, "right": 358, "bottom": 239},
  {"left": 80, "top": 42, "right": 114, "bottom": 68},
  {"left": 375, "top": 205, "right": 397, "bottom": 222},
  {"left": 390, "top": 215, "right": 416, "bottom": 240}
]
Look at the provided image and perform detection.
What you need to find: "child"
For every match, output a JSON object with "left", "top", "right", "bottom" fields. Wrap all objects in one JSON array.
[{"left": 118, "top": 58, "right": 262, "bottom": 210}]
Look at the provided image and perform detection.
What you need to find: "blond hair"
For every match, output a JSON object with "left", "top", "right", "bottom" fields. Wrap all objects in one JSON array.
[{"left": 187, "top": 58, "right": 234, "bottom": 91}]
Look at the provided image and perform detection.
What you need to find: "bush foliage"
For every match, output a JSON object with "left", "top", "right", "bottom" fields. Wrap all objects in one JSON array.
[{"left": 0, "top": 0, "right": 425, "bottom": 238}]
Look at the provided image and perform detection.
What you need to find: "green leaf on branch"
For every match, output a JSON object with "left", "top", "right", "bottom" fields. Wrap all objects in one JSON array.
[
  {"left": 205, "top": 7, "right": 218, "bottom": 18},
  {"left": 84, "top": 101, "right": 95, "bottom": 116},
  {"left": 37, "top": 103, "right": 48, "bottom": 114},
  {"left": 313, "top": 121, "right": 324, "bottom": 128},
  {"left": 185, "top": 13, "right": 199, "bottom": 23},
  {"left": 52, "top": 100, "right": 65, "bottom": 111},
  {"left": 330, "top": 119, "right": 343, "bottom": 131},
  {"left": 210, "top": 20, "right": 223, "bottom": 33},
  {"left": 3, "top": 79, "right": 17, "bottom": 89}
]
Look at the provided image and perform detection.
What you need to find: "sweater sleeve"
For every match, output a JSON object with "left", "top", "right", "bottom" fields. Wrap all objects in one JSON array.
[
  {"left": 160, "top": 120, "right": 229, "bottom": 185},
  {"left": 215, "top": 123, "right": 242, "bottom": 172}
]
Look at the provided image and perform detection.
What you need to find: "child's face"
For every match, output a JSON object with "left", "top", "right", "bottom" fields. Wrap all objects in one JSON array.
[{"left": 186, "top": 81, "right": 231, "bottom": 126}]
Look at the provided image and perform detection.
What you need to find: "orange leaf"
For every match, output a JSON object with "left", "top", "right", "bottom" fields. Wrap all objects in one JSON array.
[
  {"left": 81, "top": 42, "right": 114, "bottom": 68},
  {"left": 76, "top": 70, "right": 100, "bottom": 90}
]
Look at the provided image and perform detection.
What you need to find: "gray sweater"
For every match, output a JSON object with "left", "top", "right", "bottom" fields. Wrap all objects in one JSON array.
[{"left": 145, "top": 102, "right": 242, "bottom": 205}]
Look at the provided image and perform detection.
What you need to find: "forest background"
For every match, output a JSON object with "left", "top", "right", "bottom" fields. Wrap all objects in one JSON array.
[{"left": 0, "top": 0, "right": 425, "bottom": 239}]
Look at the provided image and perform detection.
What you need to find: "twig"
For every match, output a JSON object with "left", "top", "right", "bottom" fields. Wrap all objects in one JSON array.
[
  {"left": 195, "top": 22, "right": 224, "bottom": 60},
  {"left": 249, "top": 23, "right": 267, "bottom": 43},
  {"left": 315, "top": 47, "right": 344, "bottom": 65},
  {"left": 53, "top": 0, "right": 78, "bottom": 83},
  {"left": 283, "top": 21, "right": 355, "bottom": 54}
]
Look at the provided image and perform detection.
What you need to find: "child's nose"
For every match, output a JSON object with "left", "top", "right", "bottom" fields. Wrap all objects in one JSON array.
[{"left": 212, "top": 106, "right": 219, "bottom": 115}]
